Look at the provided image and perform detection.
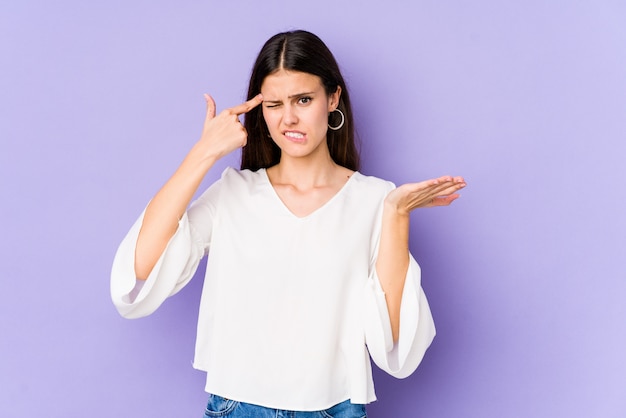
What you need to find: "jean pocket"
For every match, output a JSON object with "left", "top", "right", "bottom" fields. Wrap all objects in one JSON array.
[
  {"left": 203, "top": 394, "right": 239, "bottom": 417},
  {"left": 320, "top": 401, "right": 367, "bottom": 418}
]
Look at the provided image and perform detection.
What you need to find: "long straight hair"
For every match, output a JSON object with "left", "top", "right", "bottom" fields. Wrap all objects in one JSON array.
[{"left": 241, "top": 30, "right": 359, "bottom": 171}]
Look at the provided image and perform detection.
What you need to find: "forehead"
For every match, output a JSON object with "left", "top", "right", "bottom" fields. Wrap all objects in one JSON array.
[{"left": 261, "top": 70, "right": 324, "bottom": 96}]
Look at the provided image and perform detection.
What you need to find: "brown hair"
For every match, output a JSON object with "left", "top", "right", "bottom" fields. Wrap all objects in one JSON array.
[{"left": 241, "top": 30, "right": 359, "bottom": 171}]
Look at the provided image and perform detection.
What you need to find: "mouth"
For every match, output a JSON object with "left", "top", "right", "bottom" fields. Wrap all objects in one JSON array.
[{"left": 283, "top": 130, "right": 306, "bottom": 142}]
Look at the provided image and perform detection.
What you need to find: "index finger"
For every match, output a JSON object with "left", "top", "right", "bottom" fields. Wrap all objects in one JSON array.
[{"left": 228, "top": 94, "right": 263, "bottom": 116}]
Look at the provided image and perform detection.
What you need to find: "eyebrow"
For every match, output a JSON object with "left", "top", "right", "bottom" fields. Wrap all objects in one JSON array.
[{"left": 263, "top": 91, "right": 316, "bottom": 103}]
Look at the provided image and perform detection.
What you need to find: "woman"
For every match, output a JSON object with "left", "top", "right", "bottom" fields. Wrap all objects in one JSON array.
[{"left": 111, "top": 30, "right": 466, "bottom": 417}]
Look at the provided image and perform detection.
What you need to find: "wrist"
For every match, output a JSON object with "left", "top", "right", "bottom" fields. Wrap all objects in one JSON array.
[
  {"left": 383, "top": 199, "right": 411, "bottom": 218},
  {"left": 188, "top": 141, "right": 220, "bottom": 169}
]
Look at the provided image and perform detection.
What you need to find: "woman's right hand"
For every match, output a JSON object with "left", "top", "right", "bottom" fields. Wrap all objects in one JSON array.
[{"left": 198, "top": 93, "right": 263, "bottom": 161}]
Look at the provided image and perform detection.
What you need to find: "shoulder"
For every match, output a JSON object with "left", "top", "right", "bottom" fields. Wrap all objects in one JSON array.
[
  {"left": 208, "top": 167, "right": 271, "bottom": 202},
  {"left": 350, "top": 172, "right": 396, "bottom": 195},
  {"left": 220, "top": 167, "right": 266, "bottom": 188},
  {"left": 193, "top": 167, "right": 266, "bottom": 209}
]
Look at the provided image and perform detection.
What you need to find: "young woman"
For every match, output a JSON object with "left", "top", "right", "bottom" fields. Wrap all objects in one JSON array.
[{"left": 111, "top": 30, "right": 466, "bottom": 418}]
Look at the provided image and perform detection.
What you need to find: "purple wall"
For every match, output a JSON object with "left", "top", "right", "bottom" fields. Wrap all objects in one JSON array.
[{"left": 2, "top": 1, "right": 625, "bottom": 417}]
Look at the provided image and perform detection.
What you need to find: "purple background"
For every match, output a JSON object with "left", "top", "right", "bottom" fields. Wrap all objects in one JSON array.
[{"left": 1, "top": 1, "right": 625, "bottom": 417}]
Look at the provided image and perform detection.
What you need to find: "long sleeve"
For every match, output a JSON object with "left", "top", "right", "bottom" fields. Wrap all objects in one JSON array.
[
  {"left": 110, "top": 178, "right": 222, "bottom": 319},
  {"left": 109, "top": 211, "right": 202, "bottom": 318},
  {"left": 364, "top": 251, "right": 436, "bottom": 379}
]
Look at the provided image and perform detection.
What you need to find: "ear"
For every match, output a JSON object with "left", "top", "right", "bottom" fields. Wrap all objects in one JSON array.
[{"left": 328, "top": 86, "right": 342, "bottom": 111}]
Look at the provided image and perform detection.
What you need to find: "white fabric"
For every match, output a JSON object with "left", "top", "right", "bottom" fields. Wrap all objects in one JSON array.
[{"left": 110, "top": 167, "right": 435, "bottom": 411}]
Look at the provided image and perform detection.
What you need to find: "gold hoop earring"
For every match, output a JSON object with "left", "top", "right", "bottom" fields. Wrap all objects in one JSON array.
[{"left": 328, "top": 109, "right": 345, "bottom": 131}]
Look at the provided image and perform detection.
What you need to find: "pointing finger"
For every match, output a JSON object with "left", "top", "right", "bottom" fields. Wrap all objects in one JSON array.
[
  {"left": 204, "top": 94, "right": 217, "bottom": 120},
  {"left": 228, "top": 94, "right": 263, "bottom": 116}
]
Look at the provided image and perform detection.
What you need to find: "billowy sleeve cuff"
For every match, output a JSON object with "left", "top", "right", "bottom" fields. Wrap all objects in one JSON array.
[
  {"left": 364, "top": 255, "right": 436, "bottom": 378},
  {"left": 110, "top": 210, "right": 204, "bottom": 319}
]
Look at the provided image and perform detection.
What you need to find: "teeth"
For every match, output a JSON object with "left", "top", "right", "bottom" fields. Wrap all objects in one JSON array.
[{"left": 285, "top": 132, "right": 304, "bottom": 139}]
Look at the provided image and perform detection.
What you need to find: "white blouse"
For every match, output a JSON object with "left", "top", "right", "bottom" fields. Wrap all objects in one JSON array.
[{"left": 110, "top": 167, "right": 435, "bottom": 411}]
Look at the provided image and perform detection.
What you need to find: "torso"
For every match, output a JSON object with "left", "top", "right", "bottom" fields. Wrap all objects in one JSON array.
[{"left": 194, "top": 167, "right": 394, "bottom": 409}]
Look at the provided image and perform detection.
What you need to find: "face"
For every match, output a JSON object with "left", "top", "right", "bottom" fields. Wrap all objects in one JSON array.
[{"left": 261, "top": 70, "right": 341, "bottom": 162}]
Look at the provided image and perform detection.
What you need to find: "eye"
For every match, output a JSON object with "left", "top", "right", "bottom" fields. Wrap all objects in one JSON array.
[
  {"left": 297, "top": 96, "right": 312, "bottom": 105},
  {"left": 264, "top": 102, "right": 281, "bottom": 109}
]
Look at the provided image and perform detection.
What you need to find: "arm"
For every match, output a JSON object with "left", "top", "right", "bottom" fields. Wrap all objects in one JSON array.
[
  {"left": 376, "top": 175, "right": 466, "bottom": 342},
  {"left": 134, "top": 94, "right": 263, "bottom": 279}
]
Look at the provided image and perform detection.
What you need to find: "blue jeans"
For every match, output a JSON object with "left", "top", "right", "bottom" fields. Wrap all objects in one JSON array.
[{"left": 203, "top": 394, "right": 367, "bottom": 418}]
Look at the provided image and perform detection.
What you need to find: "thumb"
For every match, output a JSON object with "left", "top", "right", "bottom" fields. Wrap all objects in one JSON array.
[{"left": 204, "top": 93, "right": 216, "bottom": 120}]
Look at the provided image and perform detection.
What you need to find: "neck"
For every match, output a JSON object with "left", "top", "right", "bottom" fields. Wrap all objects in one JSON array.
[{"left": 271, "top": 151, "right": 339, "bottom": 188}]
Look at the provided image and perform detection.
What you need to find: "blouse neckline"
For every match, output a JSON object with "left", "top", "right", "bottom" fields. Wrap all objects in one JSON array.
[{"left": 259, "top": 168, "right": 360, "bottom": 220}]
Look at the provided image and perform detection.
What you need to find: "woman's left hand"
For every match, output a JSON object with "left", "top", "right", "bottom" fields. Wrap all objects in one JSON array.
[{"left": 385, "top": 176, "right": 467, "bottom": 215}]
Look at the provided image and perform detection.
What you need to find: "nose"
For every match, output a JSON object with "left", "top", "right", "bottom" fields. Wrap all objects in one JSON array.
[{"left": 282, "top": 104, "right": 298, "bottom": 126}]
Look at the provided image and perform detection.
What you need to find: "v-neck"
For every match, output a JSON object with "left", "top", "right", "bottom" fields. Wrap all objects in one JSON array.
[{"left": 259, "top": 168, "right": 359, "bottom": 220}]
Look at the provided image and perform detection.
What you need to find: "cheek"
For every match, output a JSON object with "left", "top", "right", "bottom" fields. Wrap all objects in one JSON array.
[
  {"left": 262, "top": 109, "right": 278, "bottom": 130},
  {"left": 312, "top": 106, "right": 330, "bottom": 129}
]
